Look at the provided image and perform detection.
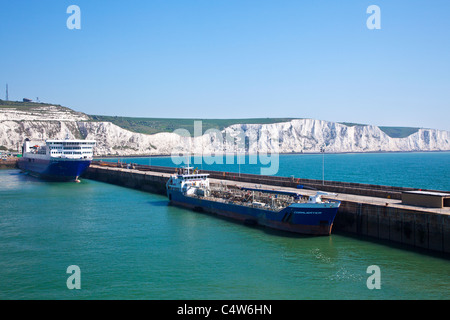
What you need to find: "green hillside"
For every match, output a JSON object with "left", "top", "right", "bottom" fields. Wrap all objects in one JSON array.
[
  {"left": 0, "top": 99, "right": 66, "bottom": 112},
  {"left": 0, "top": 99, "right": 90, "bottom": 119},
  {"left": 338, "top": 122, "right": 420, "bottom": 138},
  {"left": 89, "top": 115, "right": 297, "bottom": 136},
  {"left": 379, "top": 126, "right": 421, "bottom": 138},
  {"left": 90, "top": 115, "right": 421, "bottom": 138}
]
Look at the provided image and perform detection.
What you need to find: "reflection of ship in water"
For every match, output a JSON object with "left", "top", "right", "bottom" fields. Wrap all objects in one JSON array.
[{"left": 166, "top": 166, "right": 341, "bottom": 235}]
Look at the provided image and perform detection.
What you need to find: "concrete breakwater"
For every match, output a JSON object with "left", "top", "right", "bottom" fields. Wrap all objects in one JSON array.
[
  {"left": 90, "top": 161, "right": 445, "bottom": 200},
  {"left": 82, "top": 162, "right": 450, "bottom": 255},
  {"left": 0, "top": 158, "right": 18, "bottom": 169}
]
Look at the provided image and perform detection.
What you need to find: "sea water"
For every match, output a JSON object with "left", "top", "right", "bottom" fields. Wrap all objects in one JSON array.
[
  {"left": 106, "top": 152, "right": 450, "bottom": 191},
  {"left": 0, "top": 152, "right": 449, "bottom": 300}
]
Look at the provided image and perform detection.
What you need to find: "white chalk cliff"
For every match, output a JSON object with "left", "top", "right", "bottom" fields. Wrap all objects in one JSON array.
[{"left": 0, "top": 104, "right": 449, "bottom": 156}]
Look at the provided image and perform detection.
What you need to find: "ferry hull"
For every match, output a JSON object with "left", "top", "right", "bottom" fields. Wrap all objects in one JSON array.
[
  {"left": 168, "top": 190, "right": 339, "bottom": 236},
  {"left": 18, "top": 158, "right": 91, "bottom": 181}
]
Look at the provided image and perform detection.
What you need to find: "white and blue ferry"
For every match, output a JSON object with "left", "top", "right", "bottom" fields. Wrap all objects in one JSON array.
[
  {"left": 166, "top": 166, "right": 341, "bottom": 235},
  {"left": 18, "top": 137, "right": 96, "bottom": 182}
]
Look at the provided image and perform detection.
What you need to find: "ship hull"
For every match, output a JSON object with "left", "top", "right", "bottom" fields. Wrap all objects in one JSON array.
[
  {"left": 18, "top": 157, "right": 92, "bottom": 181},
  {"left": 168, "top": 189, "right": 340, "bottom": 236}
]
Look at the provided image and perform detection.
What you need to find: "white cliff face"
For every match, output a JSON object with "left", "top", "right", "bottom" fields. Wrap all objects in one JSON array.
[
  {"left": 77, "top": 121, "right": 186, "bottom": 156},
  {"left": 0, "top": 120, "right": 83, "bottom": 152},
  {"left": 0, "top": 110, "right": 449, "bottom": 155},
  {"left": 219, "top": 120, "right": 450, "bottom": 153},
  {"left": 77, "top": 119, "right": 450, "bottom": 155}
]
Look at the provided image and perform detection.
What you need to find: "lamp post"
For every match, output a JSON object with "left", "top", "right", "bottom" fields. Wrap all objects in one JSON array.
[
  {"left": 321, "top": 145, "right": 325, "bottom": 186},
  {"left": 237, "top": 150, "right": 241, "bottom": 177}
]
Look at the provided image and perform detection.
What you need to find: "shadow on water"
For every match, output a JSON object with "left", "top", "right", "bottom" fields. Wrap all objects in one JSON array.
[
  {"left": 260, "top": 226, "right": 317, "bottom": 239},
  {"left": 1, "top": 170, "right": 43, "bottom": 186},
  {"left": 147, "top": 200, "right": 170, "bottom": 207},
  {"left": 7, "top": 171, "right": 94, "bottom": 191},
  {"left": 334, "top": 230, "right": 450, "bottom": 261},
  {"left": 168, "top": 202, "right": 316, "bottom": 240}
]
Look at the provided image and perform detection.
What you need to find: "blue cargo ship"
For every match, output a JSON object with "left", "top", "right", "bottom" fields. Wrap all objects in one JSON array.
[
  {"left": 166, "top": 167, "right": 341, "bottom": 235},
  {"left": 18, "top": 138, "right": 96, "bottom": 182}
]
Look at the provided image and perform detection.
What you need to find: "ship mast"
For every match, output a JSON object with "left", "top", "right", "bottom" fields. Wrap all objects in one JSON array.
[{"left": 187, "top": 153, "right": 190, "bottom": 174}]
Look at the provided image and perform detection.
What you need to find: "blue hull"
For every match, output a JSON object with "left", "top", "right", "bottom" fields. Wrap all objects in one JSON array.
[
  {"left": 18, "top": 157, "right": 91, "bottom": 181},
  {"left": 168, "top": 189, "right": 340, "bottom": 235}
]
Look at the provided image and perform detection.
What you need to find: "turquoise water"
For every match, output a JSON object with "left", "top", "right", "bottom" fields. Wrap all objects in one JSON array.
[
  {"left": 106, "top": 152, "right": 450, "bottom": 191},
  {"left": 1, "top": 156, "right": 450, "bottom": 299}
]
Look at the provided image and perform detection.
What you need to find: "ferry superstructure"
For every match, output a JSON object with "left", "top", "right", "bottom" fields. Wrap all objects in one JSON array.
[
  {"left": 18, "top": 138, "right": 96, "bottom": 181},
  {"left": 166, "top": 167, "right": 341, "bottom": 236}
]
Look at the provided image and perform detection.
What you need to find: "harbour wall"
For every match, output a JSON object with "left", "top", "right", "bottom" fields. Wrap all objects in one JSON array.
[
  {"left": 84, "top": 165, "right": 168, "bottom": 195},
  {"left": 0, "top": 158, "right": 18, "bottom": 169},
  {"left": 335, "top": 201, "right": 450, "bottom": 254},
  {"left": 82, "top": 164, "right": 450, "bottom": 255},
  {"left": 91, "top": 161, "right": 445, "bottom": 200}
]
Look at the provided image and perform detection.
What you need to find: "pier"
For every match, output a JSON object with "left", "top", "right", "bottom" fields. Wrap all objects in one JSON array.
[
  {"left": 0, "top": 157, "right": 18, "bottom": 169},
  {"left": 83, "top": 161, "right": 450, "bottom": 255}
]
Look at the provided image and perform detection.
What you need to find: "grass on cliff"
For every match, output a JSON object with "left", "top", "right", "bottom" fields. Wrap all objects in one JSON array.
[
  {"left": 90, "top": 115, "right": 420, "bottom": 138},
  {"left": 89, "top": 115, "right": 297, "bottom": 136},
  {"left": 1, "top": 99, "right": 59, "bottom": 110},
  {"left": 339, "top": 121, "right": 420, "bottom": 138},
  {"left": 0, "top": 99, "right": 85, "bottom": 116}
]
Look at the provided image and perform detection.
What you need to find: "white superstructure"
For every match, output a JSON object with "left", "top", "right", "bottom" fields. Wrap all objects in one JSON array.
[
  {"left": 22, "top": 139, "right": 96, "bottom": 160},
  {"left": 166, "top": 166, "right": 210, "bottom": 196}
]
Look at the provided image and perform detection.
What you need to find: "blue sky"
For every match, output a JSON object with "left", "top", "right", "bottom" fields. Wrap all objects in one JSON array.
[{"left": 1, "top": 1, "right": 449, "bottom": 130}]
